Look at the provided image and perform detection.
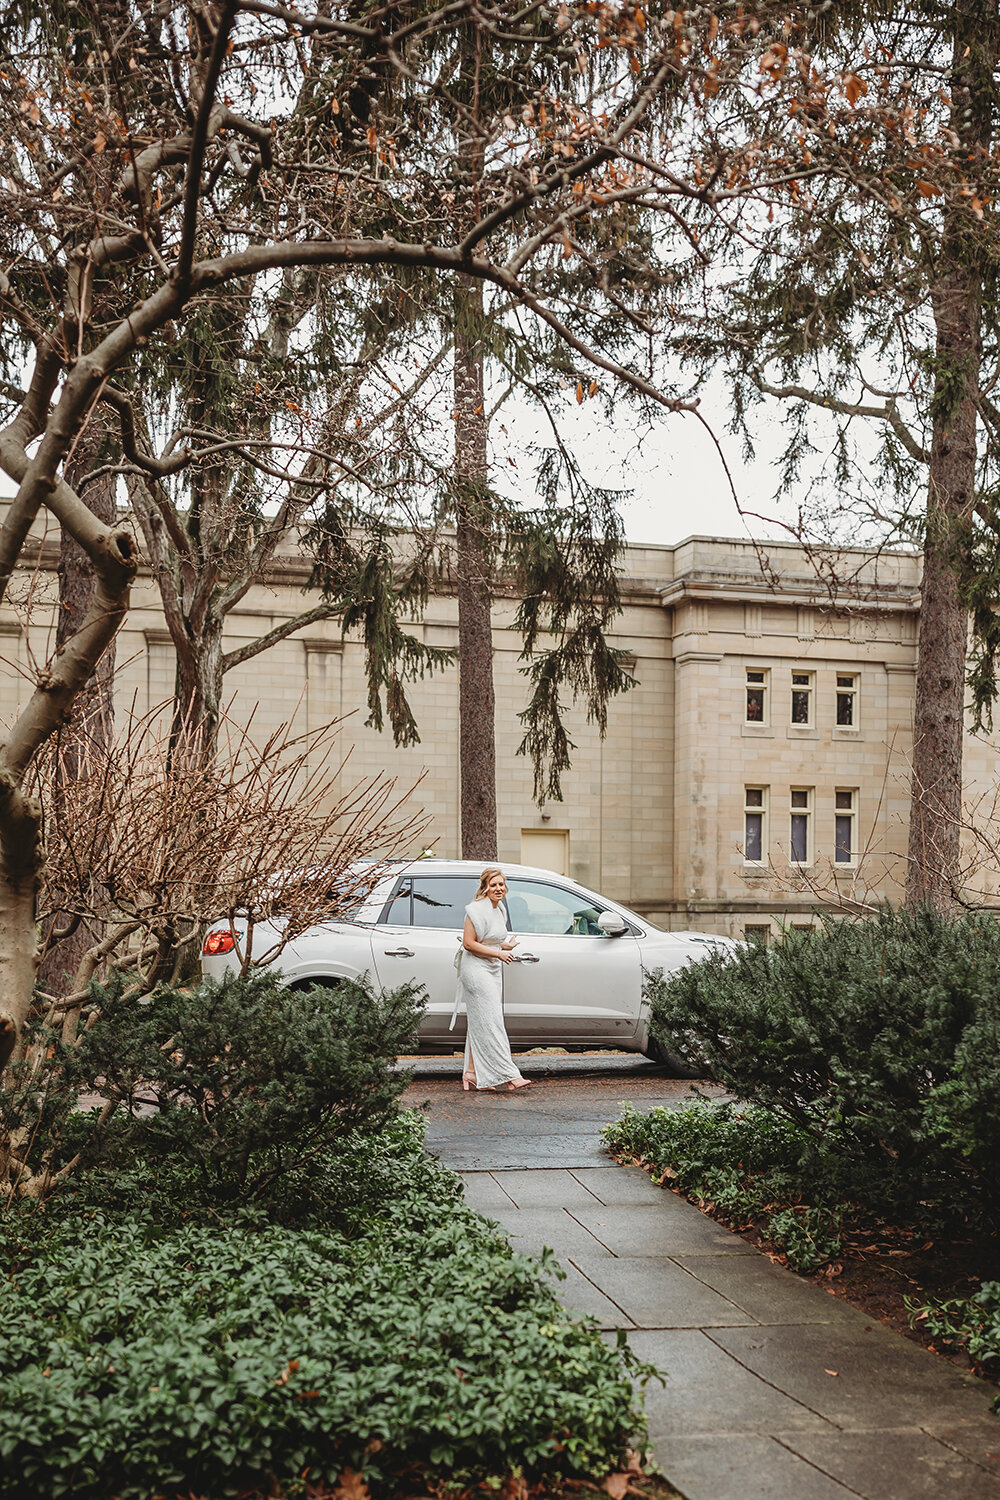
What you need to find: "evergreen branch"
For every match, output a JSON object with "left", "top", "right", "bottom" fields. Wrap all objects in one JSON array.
[
  {"left": 464, "top": 57, "right": 678, "bottom": 259},
  {"left": 755, "top": 376, "right": 931, "bottom": 464}
]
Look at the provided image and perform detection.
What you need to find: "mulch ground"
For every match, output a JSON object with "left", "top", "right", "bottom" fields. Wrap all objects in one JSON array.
[{"left": 149, "top": 1469, "right": 682, "bottom": 1500}]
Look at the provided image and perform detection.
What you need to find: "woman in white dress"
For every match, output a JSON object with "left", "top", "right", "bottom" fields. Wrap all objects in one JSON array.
[{"left": 458, "top": 867, "right": 532, "bottom": 1092}]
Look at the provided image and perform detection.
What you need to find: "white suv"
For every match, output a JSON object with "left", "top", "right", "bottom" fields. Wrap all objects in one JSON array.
[{"left": 201, "top": 858, "right": 735, "bottom": 1057}]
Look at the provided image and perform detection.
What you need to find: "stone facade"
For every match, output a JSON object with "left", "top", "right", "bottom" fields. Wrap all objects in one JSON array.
[{"left": 5, "top": 523, "right": 997, "bottom": 938}]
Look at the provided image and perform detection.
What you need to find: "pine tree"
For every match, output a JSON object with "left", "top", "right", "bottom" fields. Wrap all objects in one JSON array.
[{"left": 652, "top": 0, "right": 1000, "bottom": 909}]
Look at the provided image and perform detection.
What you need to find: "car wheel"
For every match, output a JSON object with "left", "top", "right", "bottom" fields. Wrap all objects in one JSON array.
[
  {"left": 645, "top": 1036, "right": 706, "bottom": 1079},
  {"left": 287, "top": 977, "right": 343, "bottom": 993}
]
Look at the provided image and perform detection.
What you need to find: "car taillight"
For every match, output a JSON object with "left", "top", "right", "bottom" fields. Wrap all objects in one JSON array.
[{"left": 203, "top": 929, "right": 236, "bottom": 956}]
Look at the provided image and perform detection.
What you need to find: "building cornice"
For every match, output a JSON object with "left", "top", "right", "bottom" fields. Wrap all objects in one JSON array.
[{"left": 658, "top": 575, "right": 921, "bottom": 613}]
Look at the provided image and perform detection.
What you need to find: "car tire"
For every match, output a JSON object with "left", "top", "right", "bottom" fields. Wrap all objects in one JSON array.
[
  {"left": 645, "top": 1036, "right": 706, "bottom": 1079},
  {"left": 287, "top": 977, "right": 343, "bottom": 993}
]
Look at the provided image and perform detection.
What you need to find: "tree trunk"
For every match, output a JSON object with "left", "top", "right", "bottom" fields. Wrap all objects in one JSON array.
[
  {"left": 905, "top": 0, "right": 995, "bottom": 909},
  {"left": 0, "top": 780, "right": 44, "bottom": 1070},
  {"left": 454, "top": 272, "right": 498, "bottom": 861},
  {"left": 172, "top": 617, "right": 225, "bottom": 759},
  {"left": 37, "top": 415, "right": 118, "bottom": 1010}
]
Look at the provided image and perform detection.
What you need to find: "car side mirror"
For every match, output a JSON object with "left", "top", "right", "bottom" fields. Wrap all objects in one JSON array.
[{"left": 597, "top": 912, "right": 627, "bottom": 937}]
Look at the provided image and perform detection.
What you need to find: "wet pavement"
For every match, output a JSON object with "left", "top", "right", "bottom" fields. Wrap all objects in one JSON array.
[
  {"left": 407, "top": 1067, "right": 1000, "bottom": 1500},
  {"left": 401, "top": 1069, "right": 710, "bottom": 1169}
]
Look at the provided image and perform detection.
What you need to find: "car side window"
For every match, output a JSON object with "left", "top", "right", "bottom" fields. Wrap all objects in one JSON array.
[
  {"left": 505, "top": 880, "right": 607, "bottom": 936},
  {"left": 381, "top": 881, "right": 412, "bottom": 925},
  {"left": 408, "top": 876, "right": 477, "bottom": 930}
]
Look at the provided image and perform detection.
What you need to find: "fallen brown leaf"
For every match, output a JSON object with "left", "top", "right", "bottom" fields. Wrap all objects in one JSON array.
[{"left": 334, "top": 1468, "right": 371, "bottom": 1500}]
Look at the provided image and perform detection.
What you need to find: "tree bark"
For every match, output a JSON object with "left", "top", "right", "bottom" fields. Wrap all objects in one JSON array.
[
  {"left": 905, "top": 0, "right": 995, "bottom": 909},
  {"left": 172, "top": 616, "right": 225, "bottom": 757},
  {"left": 38, "top": 415, "right": 118, "bottom": 1011},
  {"left": 454, "top": 272, "right": 498, "bottom": 861},
  {"left": 906, "top": 269, "right": 979, "bottom": 909}
]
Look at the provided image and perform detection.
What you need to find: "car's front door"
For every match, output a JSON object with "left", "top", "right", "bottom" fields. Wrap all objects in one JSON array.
[
  {"left": 370, "top": 873, "right": 476, "bottom": 1042},
  {"left": 501, "top": 878, "right": 642, "bottom": 1044}
]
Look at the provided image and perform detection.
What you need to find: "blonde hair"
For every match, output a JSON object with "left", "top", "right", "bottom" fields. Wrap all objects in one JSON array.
[{"left": 475, "top": 866, "right": 505, "bottom": 900}]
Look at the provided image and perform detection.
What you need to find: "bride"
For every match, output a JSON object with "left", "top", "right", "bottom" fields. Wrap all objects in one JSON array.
[{"left": 456, "top": 867, "right": 532, "bottom": 1092}]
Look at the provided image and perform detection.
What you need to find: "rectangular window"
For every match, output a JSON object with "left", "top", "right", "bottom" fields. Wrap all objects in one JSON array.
[
  {"left": 744, "top": 924, "right": 770, "bottom": 946},
  {"left": 744, "top": 786, "right": 767, "bottom": 863},
  {"left": 790, "top": 670, "right": 814, "bottom": 725},
  {"left": 836, "top": 674, "right": 859, "bottom": 727},
  {"left": 408, "top": 875, "right": 478, "bottom": 929},
  {"left": 790, "top": 788, "right": 812, "bottom": 864},
  {"left": 835, "top": 789, "right": 857, "bottom": 864},
  {"left": 745, "top": 668, "right": 768, "bottom": 724}
]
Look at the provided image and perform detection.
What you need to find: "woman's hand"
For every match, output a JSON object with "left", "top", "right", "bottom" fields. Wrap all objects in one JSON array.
[
  {"left": 498, "top": 949, "right": 515, "bottom": 964},
  {"left": 500, "top": 936, "right": 519, "bottom": 951}
]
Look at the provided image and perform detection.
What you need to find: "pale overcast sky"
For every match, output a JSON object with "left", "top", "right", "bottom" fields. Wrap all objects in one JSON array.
[{"left": 1, "top": 370, "right": 874, "bottom": 551}]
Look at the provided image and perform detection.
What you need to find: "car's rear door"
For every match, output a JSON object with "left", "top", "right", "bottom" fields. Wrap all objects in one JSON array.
[
  {"left": 501, "top": 878, "right": 642, "bottom": 1045},
  {"left": 370, "top": 873, "right": 477, "bottom": 1041}
]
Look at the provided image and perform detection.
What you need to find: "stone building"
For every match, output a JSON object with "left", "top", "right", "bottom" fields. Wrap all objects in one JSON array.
[{"left": 5, "top": 522, "right": 997, "bottom": 939}]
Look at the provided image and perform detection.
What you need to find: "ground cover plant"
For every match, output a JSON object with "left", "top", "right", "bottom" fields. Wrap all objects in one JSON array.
[
  {"left": 608, "top": 907, "right": 1000, "bottom": 1398},
  {"left": 1, "top": 1122, "right": 648, "bottom": 1499},
  {"left": 0, "top": 974, "right": 649, "bottom": 1498}
]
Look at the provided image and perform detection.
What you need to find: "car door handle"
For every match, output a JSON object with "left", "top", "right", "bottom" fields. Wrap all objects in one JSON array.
[
  {"left": 512, "top": 953, "right": 539, "bottom": 963},
  {"left": 382, "top": 947, "right": 415, "bottom": 957}
]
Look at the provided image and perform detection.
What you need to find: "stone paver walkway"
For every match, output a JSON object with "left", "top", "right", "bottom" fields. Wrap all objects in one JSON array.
[{"left": 458, "top": 1161, "right": 1000, "bottom": 1500}]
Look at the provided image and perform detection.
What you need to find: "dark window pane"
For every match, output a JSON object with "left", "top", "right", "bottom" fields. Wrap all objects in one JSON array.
[
  {"left": 835, "top": 790, "right": 853, "bottom": 810},
  {"left": 747, "top": 671, "right": 765, "bottom": 683},
  {"left": 745, "top": 788, "right": 763, "bottom": 808},
  {"left": 835, "top": 815, "right": 853, "bottom": 863},
  {"left": 792, "top": 674, "right": 809, "bottom": 686},
  {"left": 791, "top": 813, "right": 808, "bottom": 862},
  {"left": 745, "top": 812, "right": 763, "bottom": 861},
  {"left": 791, "top": 690, "right": 810, "bottom": 724},
  {"left": 746, "top": 688, "right": 765, "bottom": 721},
  {"left": 791, "top": 789, "right": 808, "bottom": 809},
  {"left": 381, "top": 883, "right": 411, "bottom": 924},
  {"left": 836, "top": 692, "right": 854, "bottom": 726},
  {"left": 745, "top": 925, "right": 769, "bottom": 945},
  {"left": 409, "top": 876, "right": 477, "bottom": 929}
]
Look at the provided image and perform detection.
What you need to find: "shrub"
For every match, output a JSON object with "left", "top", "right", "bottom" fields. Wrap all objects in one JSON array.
[
  {"left": 603, "top": 1101, "right": 851, "bottom": 1271},
  {"left": 0, "top": 1118, "right": 647, "bottom": 1500},
  {"left": 646, "top": 906, "right": 1000, "bottom": 1223},
  {"left": 908, "top": 1282, "right": 1000, "bottom": 1408},
  {"left": 4, "top": 972, "right": 423, "bottom": 1210}
]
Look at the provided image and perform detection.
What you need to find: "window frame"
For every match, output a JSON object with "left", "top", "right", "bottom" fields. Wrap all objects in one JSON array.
[
  {"left": 790, "top": 669, "right": 815, "bottom": 727},
  {"left": 743, "top": 786, "right": 768, "bottom": 865},
  {"left": 835, "top": 672, "right": 860, "bottom": 730},
  {"left": 834, "top": 788, "right": 858, "bottom": 866},
  {"left": 789, "top": 787, "right": 813, "bottom": 866},
  {"left": 745, "top": 667, "right": 770, "bottom": 726}
]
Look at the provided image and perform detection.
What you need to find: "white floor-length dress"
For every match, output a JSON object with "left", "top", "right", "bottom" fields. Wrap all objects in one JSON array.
[{"left": 458, "top": 897, "right": 525, "bottom": 1089}]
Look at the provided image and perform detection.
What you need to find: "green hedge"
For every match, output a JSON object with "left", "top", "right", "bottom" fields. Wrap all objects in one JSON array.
[
  {"left": 2, "top": 971, "right": 423, "bottom": 1214},
  {"left": 603, "top": 1101, "right": 848, "bottom": 1272},
  {"left": 0, "top": 1117, "right": 647, "bottom": 1500},
  {"left": 646, "top": 906, "right": 1000, "bottom": 1225}
]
